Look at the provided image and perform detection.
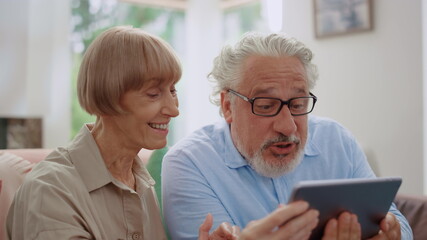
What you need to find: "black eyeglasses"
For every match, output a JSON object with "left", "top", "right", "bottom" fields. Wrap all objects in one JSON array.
[{"left": 227, "top": 89, "right": 317, "bottom": 117}]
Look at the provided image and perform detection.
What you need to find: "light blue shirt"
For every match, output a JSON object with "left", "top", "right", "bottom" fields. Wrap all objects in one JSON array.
[{"left": 162, "top": 115, "right": 412, "bottom": 240}]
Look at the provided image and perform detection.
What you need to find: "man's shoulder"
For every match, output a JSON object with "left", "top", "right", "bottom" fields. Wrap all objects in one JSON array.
[
  {"left": 309, "top": 115, "right": 341, "bottom": 126},
  {"left": 167, "top": 121, "right": 226, "bottom": 156},
  {"left": 308, "top": 115, "right": 357, "bottom": 149},
  {"left": 309, "top": 115, "right": 350, "bottom": 133}
]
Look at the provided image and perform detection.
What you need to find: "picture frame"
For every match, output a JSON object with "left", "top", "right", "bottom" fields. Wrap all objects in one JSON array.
[{"left": 313, "top": 0, "right": 373, "bottom": 38}]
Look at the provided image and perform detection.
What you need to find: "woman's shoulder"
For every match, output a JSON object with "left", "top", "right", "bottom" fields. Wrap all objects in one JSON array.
[
  {"left": 22, "top": 148, "right": 84, "bottom": 194},
  {"left": 29, "top": 148, "right": 73, "bottom": 174}
]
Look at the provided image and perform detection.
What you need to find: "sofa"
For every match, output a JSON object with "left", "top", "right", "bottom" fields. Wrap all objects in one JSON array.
[
  {"left": 1, "top": 148, "right": 427, "bottom": 240},
  {"left": 0, "top": 148, "right": 152, "bottom": 240},
  {"left": 394, "top": 193, "right": 427, "bottom": 239}
]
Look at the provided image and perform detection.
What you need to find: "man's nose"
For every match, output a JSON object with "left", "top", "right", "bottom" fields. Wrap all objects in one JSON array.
[{"left": 272, "top": 105, "right": 297, "bottom": 136}]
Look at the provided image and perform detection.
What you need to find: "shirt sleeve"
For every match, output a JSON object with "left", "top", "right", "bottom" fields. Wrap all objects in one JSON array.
[
  {"left": 162, "top": 152, "right": 234, "bottom": 240},
  {"left": 388, "top": 202, "right": 414, "bottom": 240},
  {"left": 6, "top": 172, "right": 94, "bottom": 239},
  {"left": 347, "top": 132, "right": 414, "bottom": 239}
]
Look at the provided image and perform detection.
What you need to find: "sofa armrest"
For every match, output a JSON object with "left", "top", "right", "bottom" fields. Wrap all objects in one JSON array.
[
  {"left": 0, "top": 152, "right": 35, "bottom": 240},
  {"left": 1, "top": 148, "right": 52, "bottom": 164},
  {"left": 394, "top": 193, "right": 427, "bottom": 240}
]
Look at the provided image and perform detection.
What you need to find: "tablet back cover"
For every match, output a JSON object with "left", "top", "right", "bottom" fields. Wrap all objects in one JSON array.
[{"left": 289, "top": 177, "right": 402, "bottom": 239}]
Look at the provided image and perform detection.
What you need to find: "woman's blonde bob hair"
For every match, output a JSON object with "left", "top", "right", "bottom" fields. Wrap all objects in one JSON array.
[{"left": 77, "top": 26, "right": 182, "bottom": 116}]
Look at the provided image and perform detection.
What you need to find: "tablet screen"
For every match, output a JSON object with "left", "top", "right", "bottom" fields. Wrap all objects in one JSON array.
[{"left": 288, "top": 177, "right": 402, "bottom": 240}]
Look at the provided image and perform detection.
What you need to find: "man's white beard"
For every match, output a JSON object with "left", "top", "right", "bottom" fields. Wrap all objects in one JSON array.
[{"left": 236, "top": 134, "right": 304, "bottom": 178}]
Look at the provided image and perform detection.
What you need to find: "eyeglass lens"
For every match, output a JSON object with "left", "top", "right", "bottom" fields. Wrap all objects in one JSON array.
[{"left": 253, "top": 97, "right": 313, "bottom": 116}]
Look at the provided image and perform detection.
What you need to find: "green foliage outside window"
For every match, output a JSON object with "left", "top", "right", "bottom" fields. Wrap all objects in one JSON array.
[
  {"left": 70, "top": 0, "right": 261, "bottom": 139},
  {"left": 71, "top": 54, "right": 95, "bottom": 137},
  {"left": 70, "top": 0, "right": 184, "bottom": 138}
]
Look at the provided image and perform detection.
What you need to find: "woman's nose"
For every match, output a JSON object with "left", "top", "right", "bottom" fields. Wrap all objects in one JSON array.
[{"left": 162, "top": 94, "right": 179, "bottom": 117}]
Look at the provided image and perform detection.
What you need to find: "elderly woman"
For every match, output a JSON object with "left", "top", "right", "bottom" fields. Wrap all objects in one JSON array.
[{"left": 5, "top": 26, "right": 235, "bottom": 240}]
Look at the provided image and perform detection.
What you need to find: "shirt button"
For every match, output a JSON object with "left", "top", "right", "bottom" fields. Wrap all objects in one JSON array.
[{"left": 132, "top": 233, "right": 140, "bottom": 239}]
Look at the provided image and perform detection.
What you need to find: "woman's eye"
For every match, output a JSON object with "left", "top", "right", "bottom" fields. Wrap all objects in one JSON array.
[
  {"left": 170, "top": 88, "right": 177, "bottom": 96},
  {"left": 147, "top": 92, "right": 160, "bottom": 98}
]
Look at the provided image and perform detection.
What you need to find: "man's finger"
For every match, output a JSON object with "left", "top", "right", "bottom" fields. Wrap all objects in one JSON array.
[
  {"left": 199, "top": 213, "right": 213, "bottom": 240},
  {"left": 322, "top": 218, "right": 338, "bottom": 240},
  {"left": 349, "top": 214, "right": 361, "bottom": 240},
  {"left": 253, "top": 201, "right": 310, "bottom": 232},
  {"left": 337, "top": 212, "right": 352, "bottom": 239}
]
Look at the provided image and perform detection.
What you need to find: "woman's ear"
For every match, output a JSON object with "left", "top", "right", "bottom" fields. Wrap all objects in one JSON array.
[{"left": 221, "top": 91, "right": 232, "bottom": 124}]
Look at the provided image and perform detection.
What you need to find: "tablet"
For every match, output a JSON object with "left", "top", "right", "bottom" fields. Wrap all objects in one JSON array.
[{"left": 288, "top": 177, "right": 402, "bottom": 240}]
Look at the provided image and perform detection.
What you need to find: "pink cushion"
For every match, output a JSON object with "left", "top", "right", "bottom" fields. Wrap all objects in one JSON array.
[
  {"left": 2, "top": 149, "right": 52, "bottom": 164},
  {"left": 0, "top": 152, "right": 34, "bottom": 240},
  {"left": 0, "top": 148, "right": 152, "bottom": 165}
]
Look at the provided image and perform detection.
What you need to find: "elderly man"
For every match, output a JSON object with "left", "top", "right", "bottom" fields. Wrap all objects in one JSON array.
[{"left": 162, "top": 32, "right": 412, "bottom": 240}]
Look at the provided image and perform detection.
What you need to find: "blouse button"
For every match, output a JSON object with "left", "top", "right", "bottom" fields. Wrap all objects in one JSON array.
[{"left": 132, "top": 232, "right": 140, "bottom": 239}]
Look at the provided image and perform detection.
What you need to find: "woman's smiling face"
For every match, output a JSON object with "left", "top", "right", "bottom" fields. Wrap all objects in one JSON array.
[{"left": 111, "top": 79, "right": 179, "bottom": 150}]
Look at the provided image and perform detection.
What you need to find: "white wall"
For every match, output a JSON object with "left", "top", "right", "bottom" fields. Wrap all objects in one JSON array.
[
  {"left": 0, "top": 1, "right": 32, "bottom": 116},
  {"left": 423, "top": 0, "right": 427, "bottom": 195},
  {"left": 174, "top": 0, "right": 223, "bottom": 142},
  {"left": 0, "top": 0, "right": 71, "bottom": 148},
  {"left": 282, "top": 0, "right": 423, "bottom": 195}
]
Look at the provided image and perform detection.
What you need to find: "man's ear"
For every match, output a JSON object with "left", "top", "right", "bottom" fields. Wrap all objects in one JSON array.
[{"left": 220, "top": 91, "right": 232, "bottom": 124}]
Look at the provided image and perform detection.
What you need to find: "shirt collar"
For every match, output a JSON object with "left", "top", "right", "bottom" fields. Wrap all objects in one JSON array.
[
  {"left": 133, "top": 154, "right": 155, "bottom": 188},
  {"left": 304, "top": 133, "right": 320, "bottom": 156},
  {"left": 68, "top": 124, "right": 154, "bottom": 192},
  {"left": 305, "top": 115, "right": 321, "bottom": 157},
  {"left": 222, "top": 120, "right": 248, "bottom": 169},
  {"left": 221, "top": 118, "right": 320, "bottom": 169}
]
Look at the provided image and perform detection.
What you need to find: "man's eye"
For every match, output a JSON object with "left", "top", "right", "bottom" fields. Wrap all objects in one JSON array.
[
  {"left": 291, "top": 104, "right": 304, "bottom": 110},
  {"left": 256, "top": 104, "right": 274, "bottom": 110},
  {"left": 290, "top": 99, "right": 308, "bottom": 112},
  {"left": 253, "top": 99, "right": 280, "bottom": 114}
]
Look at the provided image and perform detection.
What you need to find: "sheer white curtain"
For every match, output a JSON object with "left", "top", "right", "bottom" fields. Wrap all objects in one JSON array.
[{"left": 0, "top": 0, "right": 71, "bottom": 148}]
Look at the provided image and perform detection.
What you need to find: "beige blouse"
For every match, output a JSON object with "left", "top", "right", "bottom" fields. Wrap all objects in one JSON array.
[{"left": 6, "top": 125, "right": 167, "bottom": 240}]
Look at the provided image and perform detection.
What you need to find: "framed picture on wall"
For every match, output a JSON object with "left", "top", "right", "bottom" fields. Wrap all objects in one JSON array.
[{"left": 314, "top": 0, "right": 373, "bottom": 38}]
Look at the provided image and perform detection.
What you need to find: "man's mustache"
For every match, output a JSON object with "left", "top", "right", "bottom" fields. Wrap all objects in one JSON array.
[{"left": 262, "top": 134, "right": 300, "bottom": 150}]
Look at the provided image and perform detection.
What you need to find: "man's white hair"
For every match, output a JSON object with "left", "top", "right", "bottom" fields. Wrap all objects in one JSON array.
[{"left": 208, "top": 32, "right": 319, "bottom": 113}]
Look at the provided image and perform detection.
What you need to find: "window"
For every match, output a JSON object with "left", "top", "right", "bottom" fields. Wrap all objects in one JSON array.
[{"left": 70, "top": 0, "right": 184, "bottom": 137}]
